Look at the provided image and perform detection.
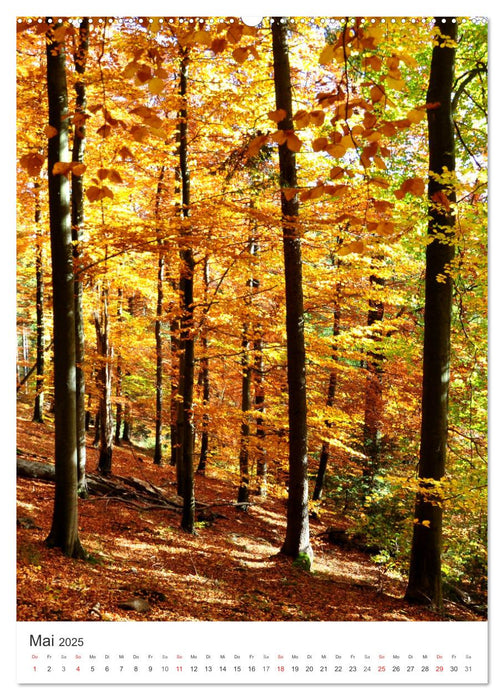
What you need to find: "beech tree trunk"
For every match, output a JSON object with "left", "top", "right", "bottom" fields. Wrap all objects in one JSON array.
[
  {"left": 94, "top": 286, "right": 113, "bottom": 475},
  {"left": 44, "top": 19, "right": 85, "bottom": 558},
  {"left": 405, "top": 17, "right": 457, "bottom": 610},
  {"left": 272, "top": 17, "right": 312, "bottom": 564},
  {"left": 154, "top": 166, "right": 166, "bottom": 466},
  {"left": 197, "top": 256, "right": 210, "bottom": 473},
  {"left": 32, "top": 183, "right": 45, "bottom": 423},
  {"left": 313, "top": 277, "right": 341, "bottom": 501},
  {"left": 176, "top": 47, "right": 195, "bottom": 533},
  {"left": 362, "top": 271, "right": 384, "bottom": 492},
  {"left": 71, "top": 17, "right": 89, "bottom": 495}
]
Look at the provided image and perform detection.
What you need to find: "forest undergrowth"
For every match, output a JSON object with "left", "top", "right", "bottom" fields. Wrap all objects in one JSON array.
[{"left": 16, "top": 401, "right": 483, "bottom": 623}]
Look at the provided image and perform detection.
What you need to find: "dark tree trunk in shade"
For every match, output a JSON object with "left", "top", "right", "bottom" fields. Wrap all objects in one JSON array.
[
  {"left": 94, "top": 286, "right": 113, "bottom": 476},
  {"left": 71, "top": 17, "right": 89, "bottom": 495},
  {"left": 32, "top": 183, "right": 45, "bottom": 424},
  {"left": 405, "top": 17, "right": 457, "bottom": 610},
  {"left": 44, "top": 20, "right": 85, "bottom": 558},
  {"left": 272, "top": 17, "right": 312, "bottom": 564},
  {"left": 175, "top": 46, "right": 195, "bottom": 533},
  {"left": 313, "top": 279, "right": 341, "bottom": 501}
]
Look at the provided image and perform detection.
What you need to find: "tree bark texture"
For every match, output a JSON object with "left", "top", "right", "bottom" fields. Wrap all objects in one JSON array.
[
  {"left": 94, "top": 286, "right": 113, "bottom": 475},
  {"left": 362, "top": 272, "right": 384, "bottom": 490},
  {"left": 272, "top": 17, "right": 312, "bottom": 563},
  {"left": 44, "top": 20, "right": 85, "bottom": 558},
  {"left": 71, "top": 17, "right": 89, "bottom": 495},
  {"left": 197, "top": 256, "right": 210, "bottom": 473},
  {"left": 154, "top": 166, "right": 166, "bottom": 466},
  {"left": 405, "top": 17, "right": 457, "bottom": 609},
  {"left": 32, "top": 183, "right": 45, "bottom": 423},
  {"left": 176, "top": 47, "right": 196, "bottom": 533},
  {"left": 313, "top": 280, "right": 341, "bottom": 501}
]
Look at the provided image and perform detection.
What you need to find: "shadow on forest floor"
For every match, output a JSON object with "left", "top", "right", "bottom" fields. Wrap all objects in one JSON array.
[{"left": 16, "top": 405, "right": 483, "bottom": 623}]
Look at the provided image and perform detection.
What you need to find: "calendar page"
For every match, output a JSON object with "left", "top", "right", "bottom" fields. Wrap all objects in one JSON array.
[{"left": 12, "top": 0, "right": 494, "bottom": 694}]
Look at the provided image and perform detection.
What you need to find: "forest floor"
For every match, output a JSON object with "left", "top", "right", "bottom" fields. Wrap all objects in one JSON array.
[{"left": 16, "top": 402, "right": 484, "bottom": 623}]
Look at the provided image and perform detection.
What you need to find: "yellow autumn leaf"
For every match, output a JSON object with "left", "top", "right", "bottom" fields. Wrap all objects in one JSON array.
[
  {"left": 268, "top": 109, "right": 287, "bottom": 123},
  {"left": 282, "top": 188, "right": 298, "bottom": 201},
  {"left": 247, "top": 134, "right": 269, "bottom": 157},
  {"left": 293, "top": 110, "right": 310, "bottom": 128},
  {"left": 339, "top": 240, "right": 365, "bottom": 256},
  {"left": 70, "top": 162, "right": 86, "bottom": 177},
  {"left": 232, "top": 47, "right": 249, "bottom": 64},
  {"left": 319, "top": 44, "right": 335, "bottom": 65},
  {"left": 364, "top": 55, "right": 382, "bottom": 72},
  {"left": 326, "top": 143, "right": 347, "bottom": 158},
  {"left": 309, "top": 110, "right": 325, "bottom": 126},
  {"left": 286, "top": 133, "right": 303, "bottom": 152},
  {"left": 108, "top": 169, "right": 123, "bottom": 184},
  {"left": 386, "top": 76, "right": 406, "bottom": 91},
  {"left": 312, "top": 137, "right": 328, "bottom": 152},
  {"left": 270, "top": 130, "right": 287, "bottom": 145},
  {"left": 370, "top": 85, "right": 385, "bottom": 103},
  {"left": 407, "top": 108, "right": 425, "bottom": 124},
  {"left": 19, "top": 153, "right": 45, "bottom": 177},
  {"left": 148, "top": 77, "right": 165, "bottom": 95},
  {"left": 340, "top": 134, "right": 355, "bottom": 149},
  {"left": 45, "top": 125, "right": 58, "bottom": 139},
  {"left": 149, "top": 18, "right": 161, "bottom": 34}
]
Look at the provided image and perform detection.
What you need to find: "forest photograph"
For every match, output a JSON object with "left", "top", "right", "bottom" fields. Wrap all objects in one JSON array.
[{"left": 16, "top": 15, "right": 487, "bottom": 623}]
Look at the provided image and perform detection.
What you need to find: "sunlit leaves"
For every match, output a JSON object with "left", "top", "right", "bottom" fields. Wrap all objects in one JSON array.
[
  {"left": 52, "top": 161, "right": 87, "bottom": 177},
  {"left": 19, "top": 152, "right": 45, "bottom": 177},
  {"left": 394, "top": 177, "right": 425, "bottom": 199}
]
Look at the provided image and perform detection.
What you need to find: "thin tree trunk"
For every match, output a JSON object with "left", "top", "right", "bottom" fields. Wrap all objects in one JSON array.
[
  {"left": 237, "top": 321, "right": 252, "bottom": 506},
  {"left": 32, "top": 182, "right": 45, "bottom": 423},
  {"left": 114, "top": 288, "right": 123, "bottom": 445},
  {"left": 94, "top": 285, "right": 113, "bottom": 475},
  {"left": 71, "top": 17, "right": 89, "bottom": 495},
  {"left": 44, "top": 19, "right": 85, "bottom": 558},
  {"left": 272, "top": 17, "right": 312, "bottom": 564},
  {"left": 313, "top": 279, "right": 341, "bottom": 501},
  {"left": 405, "top": 17, "right": 457, "bottom": 610},
  {"left": 253, "top": 329, "right": 267, "bottom": 495},
  {"left": 197, "top": 256, "right": 210, "bottom": 473},
  {"left": 154, "top": 166, "right": 166, "bottom": 465},
  {"left": 362, "top": 271, "right": 384, "bottom": 492}
]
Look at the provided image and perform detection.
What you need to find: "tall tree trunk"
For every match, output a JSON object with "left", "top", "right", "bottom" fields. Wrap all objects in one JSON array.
[
  {"left": 71, "top": 17, "right": 89, "bottom": 495},
  {"left": 94, "top": 285, "right": 113, "bottom": 475},
  {"left": 32, "top": 182, "right": 45, "bottom": 423},
  {"left": 253, "top": 328, "right": 267, "bottom": 496},
  {"left": 313, "top": 277, "right": 341, "bottom": 501},
  {"left": 237, "top": 322, "right": 252, "bottom": 506},
  {"left": 114, "top": 288, "right": 123, "bottom": 445},
  {"left": 176, "top": 47, "right": 195, "bottom": 533},
  {"left": 272, "top": 17, "right": 312, "bottom": 564},
  {"left": 170, "top": 316, "right": 180, "bottom": 468},
  {"left": 405, "top": 17, "right": 457, "bottom": 610},
  {"left": 44, "top": 19, "right": 85, "bottom": 558},
  {"left": 362, "top": 271, "right": 384, "bottom": 493},
  {"left": 154, "top": 166, "right": 166, "bottom": 466},
  {"left": 197, "top": 256, "right": 210, "bottom": 473},
  {"left": 237, "top": 240, "right": 255, "bottom": 506}
]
